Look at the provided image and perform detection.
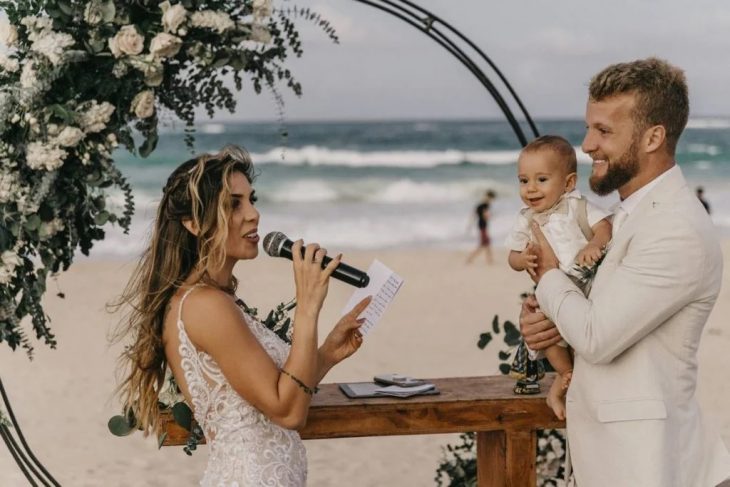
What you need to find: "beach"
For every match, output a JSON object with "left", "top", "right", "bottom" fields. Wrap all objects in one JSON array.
[{"left": 1, "top": 243, "right": 729, "bottom": 486}]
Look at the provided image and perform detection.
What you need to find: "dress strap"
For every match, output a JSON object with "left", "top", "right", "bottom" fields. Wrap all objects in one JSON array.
[{"left": 177, "top": 284, "right": 204, "bottom": 331}]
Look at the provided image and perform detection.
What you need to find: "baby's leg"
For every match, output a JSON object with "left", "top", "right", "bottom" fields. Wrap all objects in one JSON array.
[{"left": 544, "top": 344, "right": 572, "bottom": 421}]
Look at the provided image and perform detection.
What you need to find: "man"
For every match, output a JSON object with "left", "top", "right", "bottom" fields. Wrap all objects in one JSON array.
[{"left": 521, "top": 58, "right": 730, "bottom": 486}]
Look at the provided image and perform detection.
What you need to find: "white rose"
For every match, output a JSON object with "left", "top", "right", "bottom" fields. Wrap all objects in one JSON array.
[
  {"left": 149, "top": 33, "right": 182, "bottom": 58},
  {"left": 78, "top": 100, "right": 115, "bottom": 133},
  {"left": 0, "top": 52, "right": 19, "bottom": 73},
  {"left": 55, "top": 126, "right": 85, "bottom": 147},
  {"left": 252, "top": 0, "right": 272, "bottom": 19},
  {"left": 130, "top": 90, "right": 155, "bottom": 119},
  {"left": 20, "top": 61, "right": 37, "bottom": 89},
  {"left": 31, "top": 31, "right": 76, "bottom": 66},
  {"left": 250, "top": 24, "right": 271, "bottom": 44},
  {"left": 190, "top": 11, "right": 234, "bottom": 33},
  {"left": 0, "top": 18, "right": 18, "bottom": 47},
  {"left": 1, "top": 250, "right": 21, "bottom": 268},
  {"left": 84, "top": 0, "right": 115, "bottom": 25},
  {"left": 25, "top": 141, "right": 67, "bottom": 171},
  {"left": 108, "top": 25, "right": 144, "bottom": 58},
  {"left": 160, "top": 1, "right": 187, "bottom": 34},
  {"left": 0, "top": 266, "right": 12, "bottom": 284}
]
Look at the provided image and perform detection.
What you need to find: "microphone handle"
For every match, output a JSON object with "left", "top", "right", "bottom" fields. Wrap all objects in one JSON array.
[{"left": 280, "top": 242, "right": 370, "bottom": 288}]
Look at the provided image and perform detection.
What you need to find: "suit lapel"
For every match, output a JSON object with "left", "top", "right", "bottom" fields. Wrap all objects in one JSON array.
[{"left": 590, "top": 167, "right": 688, "bottom": 296}]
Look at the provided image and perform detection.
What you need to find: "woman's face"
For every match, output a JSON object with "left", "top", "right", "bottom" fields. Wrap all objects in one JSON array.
[{"left": 224, "top": 171, "right": 260, "bottom": 261}]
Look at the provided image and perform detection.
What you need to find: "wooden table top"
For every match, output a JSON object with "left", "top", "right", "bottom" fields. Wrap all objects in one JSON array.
[{"left": 300, "top": 375, "right": 565, "bottom": 439}]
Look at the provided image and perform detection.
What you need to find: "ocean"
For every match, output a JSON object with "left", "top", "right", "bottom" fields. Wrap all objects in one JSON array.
[{"left": 94, "top": 119, "right": 730, "bottom": 258}]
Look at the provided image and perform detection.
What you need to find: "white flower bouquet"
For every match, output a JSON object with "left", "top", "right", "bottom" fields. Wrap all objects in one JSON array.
[{"left": 0, "top": 0, "right": 336, "bottom": 355}]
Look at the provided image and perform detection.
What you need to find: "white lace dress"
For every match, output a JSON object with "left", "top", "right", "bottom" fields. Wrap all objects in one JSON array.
[{"left": 176, "top": 287, "right": 307, "bottom": 486}]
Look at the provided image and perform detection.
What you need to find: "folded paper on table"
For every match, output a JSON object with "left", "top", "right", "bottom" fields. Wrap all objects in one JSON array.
[
  {"left": 338, "top": 381, "right": 439, "bottom": 399},
  {"left": 342, "top": 259, "right": 404, "bottom": 337}
]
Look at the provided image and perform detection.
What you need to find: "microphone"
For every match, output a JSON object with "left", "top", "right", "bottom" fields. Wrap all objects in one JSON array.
[{"left": 263, "top": 231, "right": 370, "bottom": 288}]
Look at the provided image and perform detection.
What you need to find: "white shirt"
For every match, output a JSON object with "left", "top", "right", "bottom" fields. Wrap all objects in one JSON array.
[
  {"left": 611, "top": 165, "right": 679, "bottom": 237},
  {"left": 505, "top": 190, "right": 611, "bottom": 278}
]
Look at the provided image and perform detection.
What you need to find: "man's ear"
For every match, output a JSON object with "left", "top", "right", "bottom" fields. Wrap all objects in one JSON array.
[
  {"left": 565, "top": 172, "right": 577, "bottom": 192},
  {"left": 182, "top": 219, "right": 199, "bottom": 236},
  {"left": 643, "top": 125, "right": 666, "bottom": 153}
]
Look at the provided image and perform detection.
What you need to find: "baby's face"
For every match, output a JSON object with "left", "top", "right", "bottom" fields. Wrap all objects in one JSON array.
[{"left": 517, "top": 149, "right": 574, "bottom": 213}]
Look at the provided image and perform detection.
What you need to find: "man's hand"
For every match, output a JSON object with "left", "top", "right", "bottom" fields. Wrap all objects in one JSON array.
[
  {"left": 520, "top": 294, "right": 562, "bottom": 350},
  {"left": 528, "top": 222, "right": 560, "bottom": 283}
]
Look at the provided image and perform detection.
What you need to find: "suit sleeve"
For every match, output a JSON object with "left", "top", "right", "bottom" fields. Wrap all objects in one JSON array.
[{"left": 535, "top": 213, "right": 704, "bottom": 365}]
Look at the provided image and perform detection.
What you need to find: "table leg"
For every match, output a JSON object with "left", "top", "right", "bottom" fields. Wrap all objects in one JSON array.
[{"left": 477, "top": 429, "right": 537, "bottom": 486}]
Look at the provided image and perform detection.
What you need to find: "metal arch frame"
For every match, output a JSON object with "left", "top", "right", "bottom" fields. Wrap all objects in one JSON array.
[
  {"left": 351, "top": 0, "right": 540, "bottom": 147},
  {"left": 2, "top": 4, "right": 539, "bottom": 483}
]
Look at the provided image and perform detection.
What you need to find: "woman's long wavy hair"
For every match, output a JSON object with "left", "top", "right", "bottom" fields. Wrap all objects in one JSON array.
[{"left": 110, "top": 145, "right": 255, "bottom": 436}]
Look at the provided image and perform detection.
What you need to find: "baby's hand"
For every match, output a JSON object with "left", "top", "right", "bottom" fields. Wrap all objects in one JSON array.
[
  {"left": 521, "top": 246, "right": 538, "bottom": 277},
  {"left": 576, "top": 242, "right": 603, "bottom": 267}
]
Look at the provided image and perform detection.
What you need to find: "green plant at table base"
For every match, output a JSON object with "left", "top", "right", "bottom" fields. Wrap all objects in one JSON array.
[{"left": 435, "top": 308, "right": 567, "bottom": 486}]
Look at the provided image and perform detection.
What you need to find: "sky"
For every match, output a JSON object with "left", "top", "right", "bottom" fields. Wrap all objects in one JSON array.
[{"left": 221, "top": 0, "right": 730, "bottom": 122}]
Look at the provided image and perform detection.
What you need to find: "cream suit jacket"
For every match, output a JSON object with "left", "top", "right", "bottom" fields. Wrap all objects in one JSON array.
[{"left": 536, "top": 167, "right": 730, "bottom": 486}]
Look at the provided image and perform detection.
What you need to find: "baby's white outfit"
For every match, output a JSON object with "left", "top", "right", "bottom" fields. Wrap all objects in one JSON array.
[
  {"left": 505, "top": 190, "right": 610, "bottom": 356},
  {"left": 505, "top": 189, "right": 610, "bottom": 281}
]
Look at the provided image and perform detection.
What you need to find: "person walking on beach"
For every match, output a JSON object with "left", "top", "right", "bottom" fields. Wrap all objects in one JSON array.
[
  {"left": 520, "top": 58, "right": 730, "bottom": 486},
  {"left": 697, "top": 186, "right": 711, "bottom": 214},
  {"left": 112, "top": 145, "right": 370, "bottom": 486},
  {"left": 466, "top": 189, "right": 496, "bottom": 264}
]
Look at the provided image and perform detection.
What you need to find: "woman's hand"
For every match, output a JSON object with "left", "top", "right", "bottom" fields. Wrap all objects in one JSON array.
[
  {"left": 292, "top": 240, "right": 341, "bottom": 319},
  {"left": 318, "top": 296, "right": 372, "bottom": 374}
]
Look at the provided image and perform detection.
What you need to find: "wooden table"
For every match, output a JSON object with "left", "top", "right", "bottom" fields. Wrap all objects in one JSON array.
[
  {"left": 162, "top": 375, "right": 565, "bottom": 486},
  {"left": 301, "top": 375, "right": 564, "bottom": 486}
]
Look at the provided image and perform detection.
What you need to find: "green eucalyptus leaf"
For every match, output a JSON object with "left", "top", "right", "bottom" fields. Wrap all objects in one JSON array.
[
  {"left": 108, "top": 415, "right": 135, "bottom": 436},
  {"left": 498, "top": 350, "right": 511, "bottom": 361},
  {"left": 139, "top": 133, "right": 158, "bottom": 158},
  {"left": 24, "top": 215, "right": 41, "bottom": 231},
  {"left": 172, "top": 402, "right": 193, "bottom": 431},
  {"left": 100, "top": 0, "right": 116, "bottom": 22},
  {"left": 57, "top": 0, "right": 74, "bottom": 16},
  {"left": 94, "top": 211, "right": 110, "bottom": 226},
  {"left": 477, "top": 332, "right": 492, "bottom": 350},
  {"left": 46, "top": 6, "right": 62, "bottom": 18},
  {"left": 212, "top": 57, "right": 231, "bottom": 68},
  {"left": 0, "top": 225, "right": 10, "bottom": 252},
  {"left": 491, "top": 315, "right": 500, "bottom": 334},
  {"left": 498, "top": 363, "right": 511, "bottom": 375},
  {"left": 503, "top": 321, "right": 521, "bottom": 347}
]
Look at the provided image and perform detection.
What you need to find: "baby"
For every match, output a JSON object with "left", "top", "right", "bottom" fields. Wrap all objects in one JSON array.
[{"left": 505, "top": 135, "right": 612, "bottom": 420}]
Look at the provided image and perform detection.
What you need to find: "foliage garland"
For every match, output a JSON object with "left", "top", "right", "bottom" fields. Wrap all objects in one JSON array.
[{"left": 0, "top": 0, "right": 334, "bottom": 357}]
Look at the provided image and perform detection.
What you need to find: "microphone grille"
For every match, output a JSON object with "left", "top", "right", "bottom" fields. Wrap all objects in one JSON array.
[{"left": 263, "top": 231, "right": 287, "bottom": 257}]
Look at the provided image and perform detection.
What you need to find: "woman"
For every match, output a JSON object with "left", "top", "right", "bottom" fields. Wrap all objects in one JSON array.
[{"left": 113, "top": 145, "right": 370, "bottom": 485}]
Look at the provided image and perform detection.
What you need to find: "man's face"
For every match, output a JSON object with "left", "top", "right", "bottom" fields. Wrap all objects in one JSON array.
[{"left": 582, "top": 93, "right": 642, "bottom": 196}]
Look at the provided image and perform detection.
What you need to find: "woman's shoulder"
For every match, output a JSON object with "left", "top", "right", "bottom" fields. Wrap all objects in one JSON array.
[
  {"left": 173, "top": 285, "right": 250, "bottom": 353},
  {"left": 180, "top": 284, "right": 238, "bottom": 314}
]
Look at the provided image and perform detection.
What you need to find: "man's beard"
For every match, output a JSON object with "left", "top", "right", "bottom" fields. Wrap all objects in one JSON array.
[{"left": 589, "top": 138, "right": 641, "bottom": 196}]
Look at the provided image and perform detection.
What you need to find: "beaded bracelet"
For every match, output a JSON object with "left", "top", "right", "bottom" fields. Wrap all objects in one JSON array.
[{"left": 280, "top": 368, "right": 320, "bottom": 395}]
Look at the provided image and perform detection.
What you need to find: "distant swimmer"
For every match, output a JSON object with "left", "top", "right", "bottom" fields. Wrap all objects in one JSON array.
[{"left": 466, "top": 189, "right": 496, "bottom": 265}]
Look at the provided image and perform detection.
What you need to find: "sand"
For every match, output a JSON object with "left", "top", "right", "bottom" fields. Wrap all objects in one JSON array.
[{"left": 1, "top": 244, "right": 729, "bottom": 486}]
